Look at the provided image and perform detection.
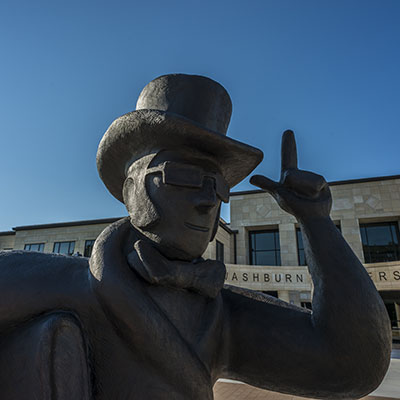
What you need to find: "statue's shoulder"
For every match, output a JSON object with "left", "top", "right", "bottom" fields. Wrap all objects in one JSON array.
[
  {"left": 0, "top": 250, "right": 89, "bottom": 276},
  {"left": 0, "top": 251, "right": 91, "bottom": 328}
]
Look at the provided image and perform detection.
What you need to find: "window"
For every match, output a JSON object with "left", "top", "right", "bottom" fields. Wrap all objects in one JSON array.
[
  {"left": 249, "top": 230, "right": 281, "bottom": 266},
  {"left": 296, "top": 229, "right": 306, "bottom": 266},
  {"left": 301, "top": 302, "right": 312, "bottom": 310},
  {"left": 296, "top": 225, "right": 341, "bottom": 266},
  {"left": 360, "top": 222, "right": 400, "bottom": 263},
  {"left": 216, "top": 240, "right": 224, "bottom": 263},
  {"left": 53, "top": 241, "right": 75, "bottom": 256},
  {"left": 24, "top": 243, "right": 44, "bottom": 252},
  {"left": 262, "top": 291, "right": 278, "bottom": 298},
  {"left": 84, "top": 240, "right": 95, "bottom": 257}
]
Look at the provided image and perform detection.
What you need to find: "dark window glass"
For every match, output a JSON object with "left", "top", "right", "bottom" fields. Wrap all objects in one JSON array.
[
  {"left": 296, "top": 225, "right": 340, "bottom": 266},
  {"left": 84, "top": 240, "right": 95, "bottom": 257},
  {"left": 249, "top": 230, "right": 281, "bottom": 266},
  {"left": 24, "top": 243, "right": 44, "bottom": 252},
  {"left": 262, "top": 291, "right": 278, "bottom": 298},
  {"left": 296, "top": 229, "right": 306, "bottom": 266},
  {"left": 254, "top": 251, "right": 278, "bottom": 266},
  {"left": 384, "top": 302, "right": 398, "bottom": 327},
  {"left": 360, "top": 222, "right": 400, "bottom": 263},
  {"left": 53, "top": 241, "right": 75, "bottom": 256},
  {"left": 216, "top": 240, "right": 224, "bottom": 263},
  {"left": 301, "top": 302, "right": 312, "bottom": 310}
]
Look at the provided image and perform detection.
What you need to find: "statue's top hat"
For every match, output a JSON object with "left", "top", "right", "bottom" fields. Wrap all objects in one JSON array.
[{"left": 97, "top": 73, "right": 263, "bottom": 202}]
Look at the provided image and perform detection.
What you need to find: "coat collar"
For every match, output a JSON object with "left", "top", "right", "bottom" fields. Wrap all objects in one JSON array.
[{"left": 88, "top": 218, "right": 221, "bottom": 399}]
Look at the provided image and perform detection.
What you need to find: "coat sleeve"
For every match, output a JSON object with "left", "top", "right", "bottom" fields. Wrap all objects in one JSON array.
[
  {"left": 0, "top": 312, "right": 92, "bottom": 399},
  {"left": 0, "top": 250, "right": 90, "bottom": 330},
  {"left": 219, "top": 285, "right": 389, "bottom": 399}
]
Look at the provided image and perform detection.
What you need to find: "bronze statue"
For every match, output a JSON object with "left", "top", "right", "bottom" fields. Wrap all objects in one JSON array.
[{"left": 0, "top": 74, "right": 391, "bottom": 399}]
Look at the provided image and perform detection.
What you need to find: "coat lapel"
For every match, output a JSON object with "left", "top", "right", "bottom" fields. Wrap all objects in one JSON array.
[{"left": 89, "top": 218, "right": 216, "bottom": 399}]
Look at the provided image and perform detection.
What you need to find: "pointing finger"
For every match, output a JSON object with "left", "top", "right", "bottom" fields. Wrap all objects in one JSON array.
[
  {"left": 250, "top": 175, "right": 279, "bottom": 194},
  {"left": 281, "top": 130, "right": 298, "bottom": 172}
]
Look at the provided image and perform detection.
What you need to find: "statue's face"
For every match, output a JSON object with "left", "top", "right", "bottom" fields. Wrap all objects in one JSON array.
[{"left": 130, "top": 150, "right": 228, "bottom": 261}]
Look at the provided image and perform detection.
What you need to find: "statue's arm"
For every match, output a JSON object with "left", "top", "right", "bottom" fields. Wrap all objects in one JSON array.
[
  {"left": 219, "top": 131, "right": 391, "bottom": 399},
  {"left": 0, "top": 312, "right": 92, "bottom": 399}
]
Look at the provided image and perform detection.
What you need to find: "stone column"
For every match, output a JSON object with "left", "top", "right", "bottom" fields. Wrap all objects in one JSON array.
[
  {"left": 279, "top": 223, "right": 298, "bottom": 266},
  {"left": 278, "top": 290, "right": 290, "bottom": 303},
  {"left": 340, "top": 218, "right": 364, "bottom": 262},
  {"left": 395, "top": 302, "right": 400, "bottom": 328}
]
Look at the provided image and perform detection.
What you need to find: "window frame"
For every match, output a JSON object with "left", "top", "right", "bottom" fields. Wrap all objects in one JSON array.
[
  {"left": 24, "top": 243, "right": 45, "bottom": 252},
  {"left": 53, "top": 241, "right": 75, "bottom": 256},
  {"left": 216, "top": 240, "right": 224, "bottom": 263},
  {"left": 249, "top": 229, "right": 281, "bottom": 266},
  {"left": 84, "top": 239, "right": 95, "bottom": 258},
  {"left": 360, "top": 221, "right": 400, "bottom": 263}
]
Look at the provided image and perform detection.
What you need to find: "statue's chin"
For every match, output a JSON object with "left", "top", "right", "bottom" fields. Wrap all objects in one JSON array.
[
  {"left": 153, "top": 242, "right": 202, "bottom": 262},
  {"left": 132, "top": 222, "right": 209, "bottom": 262}
]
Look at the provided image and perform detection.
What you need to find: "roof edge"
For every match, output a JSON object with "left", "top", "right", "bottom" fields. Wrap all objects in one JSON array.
[
  {"left": 0, "top": 231, "right": 16, "bottom": 236},
  {"left": 230, "top": 174, "right": 400, "bottom": 196},
  {"left": 13, "top": 217, "right": 123, "bottom": 231}
]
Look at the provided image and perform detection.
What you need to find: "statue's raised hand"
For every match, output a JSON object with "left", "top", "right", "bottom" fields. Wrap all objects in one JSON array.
[{"left": 250, "top": 130, "right": 332, "bottom": 221}]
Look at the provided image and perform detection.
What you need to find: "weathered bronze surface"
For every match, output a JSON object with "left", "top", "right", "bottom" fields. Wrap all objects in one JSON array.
[{"left": 0, "top": 74, "right": 391, "bottom": 399}]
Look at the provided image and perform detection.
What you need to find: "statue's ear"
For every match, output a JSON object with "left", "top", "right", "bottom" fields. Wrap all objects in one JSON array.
[
  {"left": 122, "top": 177, "right": 135, "bottom": 215},
  {"left": 210, "top": 205, "right": 221, "bottom": 242},
  {"left": 123, "top": 175, "right": 160, "bottom": 229}
]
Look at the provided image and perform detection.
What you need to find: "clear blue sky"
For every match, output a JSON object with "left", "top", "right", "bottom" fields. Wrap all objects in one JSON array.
[{"left": 1, "top": 0, "right": 399, "bottom": 231}]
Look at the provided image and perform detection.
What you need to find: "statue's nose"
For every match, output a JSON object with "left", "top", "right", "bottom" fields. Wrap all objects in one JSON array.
[{"left": 194, "top": 177, "right": 218, "bottom": 213}]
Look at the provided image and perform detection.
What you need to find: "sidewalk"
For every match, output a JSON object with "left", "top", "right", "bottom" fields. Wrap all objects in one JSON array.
[
  {"left": 214, "top": 353, "right": 400, "bottom": 400},
  {"left": 213, "top": 380, "right": 398, "bottom": 400}
]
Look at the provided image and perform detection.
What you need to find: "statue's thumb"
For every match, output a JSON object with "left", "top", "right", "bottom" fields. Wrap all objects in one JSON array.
[{"left": 250, "top": 175, "right": 279, "bottom": 194}]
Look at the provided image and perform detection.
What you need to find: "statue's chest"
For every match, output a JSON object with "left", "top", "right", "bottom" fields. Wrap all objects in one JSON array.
[{"left": 147, "top": 285, "right": 223, "bottom": 366}]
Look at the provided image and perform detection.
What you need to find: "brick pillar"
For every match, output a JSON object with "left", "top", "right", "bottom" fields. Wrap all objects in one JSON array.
[
  {"left": 340, "top": 218, "right": 364, "bottom": 262},
  {"left": 279, "top": 223, "right": 298, "bottom": 266}
]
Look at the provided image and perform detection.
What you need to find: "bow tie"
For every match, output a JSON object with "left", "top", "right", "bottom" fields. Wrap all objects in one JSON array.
[{"left": 127, "top": 240, "right": 226, "bottom": 299}]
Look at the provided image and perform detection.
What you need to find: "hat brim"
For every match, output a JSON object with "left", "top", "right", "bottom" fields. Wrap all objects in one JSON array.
[{"left": 97, "top": 109, "right": 264, "bottom": 202}]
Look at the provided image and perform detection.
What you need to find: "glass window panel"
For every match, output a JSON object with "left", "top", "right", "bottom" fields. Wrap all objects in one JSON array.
[
  {"left": 360, "top": 222, "right": 400, "bottom": 263},
  {"left": 84, "top": 240, "right": 95, "bottom": 257},
  {"left": 254, "top": 251, "right": 277, "bottom": 266},
  {"left": 296, "top": 229, "right": 307, "bottom": 265},
  {"left": 391, "top": 225, "right": 399, "bottom": 244},
  {"left": 298, "top": 249, "right": 306, "bottom": 266},
  {"left": 216, "top": 240, "right": 224, "bottom": 263},
  {"left": 250, "top": 250, "right": 256, "bottom": 264},
  {"left": 59, "top": 242, "right": 70, "bottom": 254},
  {"left": 53, "top": 241, "right": 75, "bottom": 255},
  {"left": 276, "top": 250, "right": 281, "bottom": 266},
  {"left": 250, "top": 233, "right": 256, "bottom": 251},
  {"left": 296, "top": 229, "right": 304, "bottom": 250},
  {"left": 24, "top": 243, "right": 44, "bottom": 252},
  {"left": 365, "top": 225, "right": 393, "bottom": 246},
  {"left": 254, "top": 232, "right": 276, "bottom": 251},
  {"left": 249, "top": 230, "right": 280, "bottom": 266},
  {"left": 360, "top": 226, "right": 367, "bottom": 245}
]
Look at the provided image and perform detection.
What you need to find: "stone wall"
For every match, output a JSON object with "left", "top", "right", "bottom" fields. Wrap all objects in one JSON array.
[
  {"left": 1, "top": 219, "right": 233, "bottom": 261},
  {"left": 0, "top": 233, "right": 15, "bottom": 250},
  {"left": 230, "top": 177, "right": 400, "bottom": 266},
  {"left": 12, "top": 222, "right": 112, "bottom": 255}
]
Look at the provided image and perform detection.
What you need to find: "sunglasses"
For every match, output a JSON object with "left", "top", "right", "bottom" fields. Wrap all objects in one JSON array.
[{"left": 146, "top": 161, "right": 229, "bottom": 203}]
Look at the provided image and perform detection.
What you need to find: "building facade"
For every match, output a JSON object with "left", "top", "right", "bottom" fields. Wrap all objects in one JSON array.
[{"left": 1, "top": 174, "right": 400, "bottom": 334}]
